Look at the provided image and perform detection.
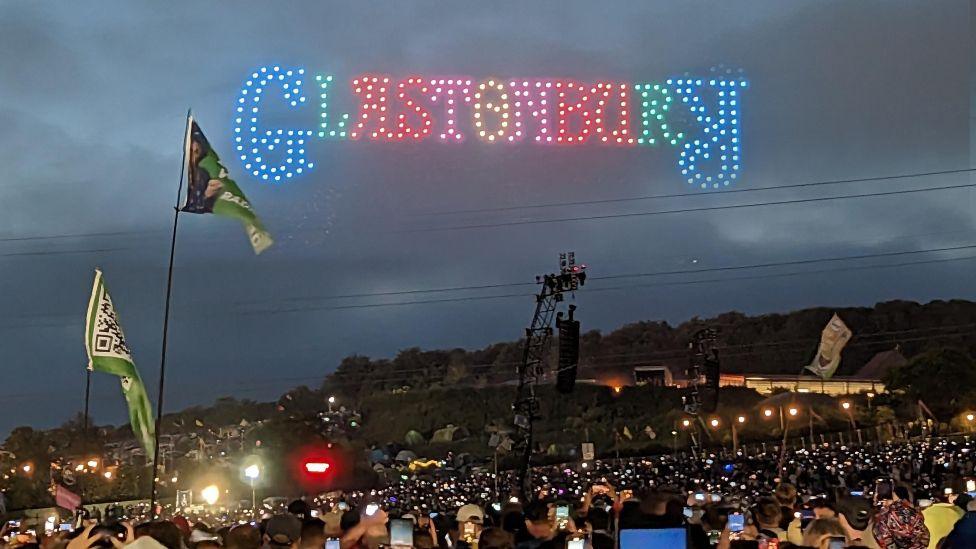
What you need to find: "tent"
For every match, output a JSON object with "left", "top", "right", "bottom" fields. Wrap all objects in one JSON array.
[
  {"left": 395, "top": 450, "right": 418, "bottom": 463},
  {"left": 404, "top": 430, "right": 426, "bottom": 446}
]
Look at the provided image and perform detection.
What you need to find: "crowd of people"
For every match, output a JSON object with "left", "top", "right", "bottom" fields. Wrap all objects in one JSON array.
[{"left": 2, "top": 437, "right": 974, "bottom": 548}]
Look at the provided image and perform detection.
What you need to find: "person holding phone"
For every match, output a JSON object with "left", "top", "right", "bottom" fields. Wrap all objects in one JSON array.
[
  {"left": 872, "top": 486, "right": 930, "bottom": 549},
  {"left": 515, "top": 502, "right": 568, "bottom": 549},
  {"left": 800, "top": 518, "right": 848, "bottom": 549}
]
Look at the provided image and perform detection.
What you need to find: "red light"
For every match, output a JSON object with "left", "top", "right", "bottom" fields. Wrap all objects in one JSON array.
[{"left": 304, "top": 461, "right": 331, "bottom": 473}]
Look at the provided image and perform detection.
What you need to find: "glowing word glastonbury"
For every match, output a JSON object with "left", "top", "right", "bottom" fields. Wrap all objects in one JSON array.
[{"left": 233, "top": 65, "right": 746, "bottom": 189}]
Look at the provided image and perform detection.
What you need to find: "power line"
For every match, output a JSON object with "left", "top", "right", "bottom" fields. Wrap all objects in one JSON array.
[
  {"left": 410, "top": 182, "right": 976, "bottom": 232},
  {"left": 0, "top": 230, "right": 158, "bottom": 244},
  {"left": 415, "top": 167, "right": 976, "bottom": 217},
  {"left": 237, "top": 244, "right": 976, "bottom": 315},
  {"left": 0, "top": 247, "right": 128, "bottom": 258}
]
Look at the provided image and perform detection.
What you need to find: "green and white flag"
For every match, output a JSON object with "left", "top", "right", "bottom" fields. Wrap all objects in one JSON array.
[
  {"left": 180, "top": 117, "right": 273, "bottom": 254},
  {"left": 85, "top": 269, "right": 156, "bottom": 461}
]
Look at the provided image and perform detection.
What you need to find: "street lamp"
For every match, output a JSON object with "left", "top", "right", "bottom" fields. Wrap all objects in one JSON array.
[
  {"left": 788, "top": 407, "right": 799, "bottom": 417},
  {"left": 103, "top": 471, "right": 113, "bottom": 480},
  {"left": 733, "top": 415, "right": 746, "bottom": 453},
  {"left": 328, "top": 395, "right": 336, "bottom": 412},
  {"left": 87, "top": 459, "right": 99, "bottom": 470},
  {"left": 966, "top": 413, "right": 974, "bottom": 422},
  {"left": 201, "top": 484, "right": 220, "bottom": 506},
  {"left": 710, "top": 418, "right": 720, "bottom": 428},
  {"left": 21, "top": 463, "right": 32, "bottom": 474},
  {"left": 681, "top": 419, "right": 691, "bottom": 428},
  {"left": 763, "top": 409, "right": 774, "bottom": 418},
  {"left": 243, "top": 461, "right": 261, "bottom": 519},
  {"left": 841, "top": 401, "right": 851, "bottom": 410}
]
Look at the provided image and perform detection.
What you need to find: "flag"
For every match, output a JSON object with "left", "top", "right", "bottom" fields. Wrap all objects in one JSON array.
[
  {"left": 55, "top": 485, "right": 81, "bottom": 511},
  {"left": 85, "top": 269, "right": 156, "bottom": 461},
  {"left": 805, "top": 314, "right": 852, "bottom": 379},
  {"left": 180, "top": 117, "right": 273, "bottom": 254}
]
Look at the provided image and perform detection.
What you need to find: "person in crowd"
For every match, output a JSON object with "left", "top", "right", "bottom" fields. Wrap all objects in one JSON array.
[
  {"left": 456, "top": 504, "right": 485, "bottom": 547},
  {"left": 583, "top": 507, "right": 613, "bottom": 549},
  {"left": 339, "top": 507, "right": 388, "bottom": 549},
  {"left": 802, "top": 518, "right": 849, "bottom": 549},
  {"left": 921, "top": 492, "right": 965, "bottom": 549},
  {"left": 134, "top": 522, "right": 184, "bottom": 549},
  {"left": 296, "top": 519, "right": 324, "bottom": 549},
  {"left": 872, "top": 486, "right": 930, "bottom": 549},
  {"left": 224, "top": 525, "right": 261, "bottom": 549},
  {"left": 940, "top": 497, "right": 976, "bottom": 549},
  {"left": 262, "top": 515, "right": 301, "bottom": 549},
  {"left": 189, "top": 524, "right": 221, "bottom": 549},
  {"left": 774, "top": 484, "right": 799, "bottom": 531},
  {"left": 476, "top": 528, "right": 514, "bottom": 549},
  {"left": 748, "top": 497, "right": 788, "bottom": 541},
  {"left": 515, "top": 501, "right": 567, "bottom": 549}
]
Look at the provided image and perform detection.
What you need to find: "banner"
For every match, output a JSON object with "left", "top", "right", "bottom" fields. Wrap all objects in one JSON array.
[
  {"left": 181, "top": 118, "right": 273, "bottom": 254},
  {"left": 85, "top": 269, "right": 156, "bottom": 460},
  {"left": 805, "top": 314, "right": 852, "bottom": 379},
  {"left": 55, "top": 485, "right": 81, "bottom": 511}
]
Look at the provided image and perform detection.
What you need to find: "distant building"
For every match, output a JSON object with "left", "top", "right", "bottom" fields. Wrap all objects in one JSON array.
[
  {"left": 627, "top": 348, "right": 900, "bottom": 396},
  {"left": 633, "top": 365, "right": 674, "bottom": 387}
]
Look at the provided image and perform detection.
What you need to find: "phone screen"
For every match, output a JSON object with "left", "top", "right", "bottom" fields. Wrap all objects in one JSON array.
[
  {"left": 389, "top": 519, "right": 412, "bottom": 546},
  {"left": 324, "top": 540, "right": 340, "bottom": 549},
  {"left": 875, "top": 479, "right": 893, "bottom": 500},
  {"left": 728, "top": 513, "right": 744, "bottom": 532},
  {"left": 827, "top": 536, "right": 846, "bottom": 549},
  {"left": 567, "top": 538, "right": 585, "bottom": 549},
  {"left": 556, "top": 505, "right": 569, "bottom": 519},
  {"left": 364, "top": 504, "right": 379, "bottom": 516},
  {"left": 683, "top": 507, "right": 693, "bottom": 519}
]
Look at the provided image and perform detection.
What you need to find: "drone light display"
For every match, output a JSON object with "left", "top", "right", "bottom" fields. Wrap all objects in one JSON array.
[{"left": 234, "top": 65, "right": 746, "bottom": 189}]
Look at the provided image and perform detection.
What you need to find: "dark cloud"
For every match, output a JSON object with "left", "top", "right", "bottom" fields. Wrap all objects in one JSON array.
[{"left": 0, "top": 0, "right": 972, "bottom": 434}]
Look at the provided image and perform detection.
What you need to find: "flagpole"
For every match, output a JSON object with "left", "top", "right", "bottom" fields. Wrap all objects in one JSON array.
[
  {"left": 149, "top": 110, "right": 191, "bottom": 517},
  {"left": 83, "top": 369, "right": 91, "bottom": 435}
]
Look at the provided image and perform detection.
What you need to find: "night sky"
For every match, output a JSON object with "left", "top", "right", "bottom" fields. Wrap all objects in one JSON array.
[{"left": 0, "top": 1, "right": 973, "bottom": 435}]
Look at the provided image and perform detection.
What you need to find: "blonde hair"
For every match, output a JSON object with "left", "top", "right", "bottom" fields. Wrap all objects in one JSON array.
[{"left": 802, "top": 518, "right": 846, "bottom": 547}]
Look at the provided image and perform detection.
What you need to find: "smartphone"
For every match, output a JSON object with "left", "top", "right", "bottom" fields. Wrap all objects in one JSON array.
[
  {"left": 337, "top": 502, "right": 349, "bottom": 511},
  {"left": 429, "top": 512, "right": 438, "bottom": 518},
  {"left": 324, "top": 539, "right": 340, "bottom": 549},
  {"left": 728, "top": 513, "right": 744, "bottom": 533},
  {"left": 567, "top": 538, "right": 586, "bottom": 549},
  {"left": 849, "top": 490, "right": 863, "bottom": 497},
  {"left": 683, "top": 507, "right": 693, "bottom": 519},
  {"left": 875, "top": 479, "right": 893, "bottom": 501},
  {"left": 492, "top": 503, "right": 501, "bottom": 512},
  {"left": 364, "top": 504, "right": 379, "bottom": 516},
  {"left": 389, "top": 519, "right": 412, "bottom": 547},
  {"left": 827, "top": 536, "right": 846, "bottom": 549},
  {"left": 694, "top": 493, "right": 706, "bottom": 502},
  {"left": 58, "top": 524, "right": 72, "bottom": 532}
]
